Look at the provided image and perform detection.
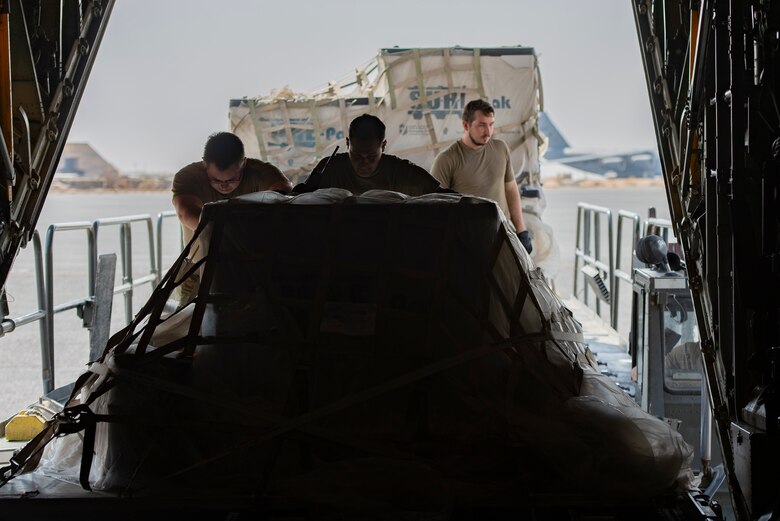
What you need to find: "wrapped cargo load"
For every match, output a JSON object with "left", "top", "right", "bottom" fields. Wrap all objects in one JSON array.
[
  {"left": 4, "top": 191, "right": 691, "bottom": 512},
  {"left": 229, "top": 47, "right": 560, "bottom": 277}
]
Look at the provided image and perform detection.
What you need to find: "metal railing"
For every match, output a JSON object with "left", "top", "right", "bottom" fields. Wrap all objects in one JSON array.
[
  {"left": 0, "top": 232, "right": 46, "bottom": 337},
  {"left": 92, "top": 215, "right": 157, "bottom": 325},
  {"left": 0, "top": 231, "right": 51, "bottom": 392},
  {"left": 574, "top": 203, "right": 616, "bottom": 328},
  {"left": 1, "top": 213, "right": 180, "bottom": 394},
  {"left": 43, "top": 221, "right": 95, "bottom": 393},
  {"left": 615, "top": 210, "right": 642, "bottom": 328},
  {"left": 156, "top": 210, "right": 182, "bottom": 286},
  {"left": 644, "top": 217, "right": 673, "bottom": 240},
  {"left": 574, "top": 204, "right": 677, "bottom": 333}
]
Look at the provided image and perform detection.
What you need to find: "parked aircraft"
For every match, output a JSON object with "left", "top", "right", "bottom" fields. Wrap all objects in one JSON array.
[{"left": 539, "top": 112, "right": 662, "bottom": 178}]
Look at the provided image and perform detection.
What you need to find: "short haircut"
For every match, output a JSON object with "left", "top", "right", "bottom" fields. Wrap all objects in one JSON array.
[
  {"left": 203, "top": 132, "right": 245, "bottom": 170},
  {"left": 463, "top": 99, "right": 495, "bottom": 123},
  {"left": 349, "top": 114, "right": 386, "bottom": 142}
]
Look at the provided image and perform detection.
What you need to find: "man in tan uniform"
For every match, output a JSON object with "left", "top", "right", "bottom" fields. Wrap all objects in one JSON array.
[
  {"left": 172, "top": 131, "right": 292, "bottom": 303},
  {"left": 431, "top": 100, "right": 532, "bottom": 253},
  {"left": 301, "top": 114, "right": 440, "bottom": 196}
]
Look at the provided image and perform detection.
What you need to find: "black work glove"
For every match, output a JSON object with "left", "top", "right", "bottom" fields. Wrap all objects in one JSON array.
[{"left": 517, "top": 230, "right": 533, "bottom": 254}]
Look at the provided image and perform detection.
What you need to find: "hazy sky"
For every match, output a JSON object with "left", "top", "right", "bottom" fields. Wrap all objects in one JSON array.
[{"left": 67, "top": 1, "right": 655, "bottom": 173}]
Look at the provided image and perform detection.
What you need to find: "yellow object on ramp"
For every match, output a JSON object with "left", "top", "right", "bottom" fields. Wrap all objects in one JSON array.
[{"left": 5, "top": 409, "right": 47, "bottom": 441}]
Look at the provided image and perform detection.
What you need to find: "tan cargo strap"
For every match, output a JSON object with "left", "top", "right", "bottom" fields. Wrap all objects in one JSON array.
[
  {"left": 411, "top": 49, "right": 440, "bottom": 150},
  {"left": 423, "top": 112, "right": 438, "bottom": 150},
  {"left": 367, "top": 86, "right": 377, "bottom": 115},
  {"left": 380, "top": 53, "right": 398, "bottom": 110},
  {"left": 229, "top": 110, "right": 249, "bottom": 134},
  {"left": 356, "top": 66, "right": 378, "bottom": 115},
  {"left": 535, "top": 58, "right": 545, "bottom": 112},
  {"left": 473, "top": 48, "right": 486, "bottom": 99},
  {"left": 247, "top": 98, "right": 268, "bottom": 161},
  {"left": 338, "top": 97, "right": 349, "bottom": 147},
  {"left": 280, "top": 101, "right": 295, "bottom": 153},
  {"left": 384, "top": 49, "right": 482, "bottom": 112},
  {"left": 496, "top": 113, "right": 537, "bottom": 134},
  {"left": 413, "top": 49, "right": 426, "bottom": 104},
  {"left": 443, "top": 48, "right": 454, "bottom": 91},
  {"left": 309, "top": 99, "right": 323, "bottom": 155}
]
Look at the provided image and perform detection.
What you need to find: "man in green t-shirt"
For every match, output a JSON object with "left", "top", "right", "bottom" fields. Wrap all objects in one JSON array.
[
  {"left": 171, "top": 132, "right": 292, "bottom": 303},
  {"left": 300, "top": 114, "right": 440, "bottom": 196},
  {"left": 431, "top": 100, "right": 532, "bottom": 254}
]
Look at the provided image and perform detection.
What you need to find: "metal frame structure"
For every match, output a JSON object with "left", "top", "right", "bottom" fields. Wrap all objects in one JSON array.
[
  {"left": 633, "top": 1, "right": 780, "bottom": 518},
  {"left": 573, "top": 203, "right": 672, "bottom": 332},
  {"left": 573, "top": 203, "right": 616, "bottom": 326},
  {"left": 0, "top": 211, "right": 179, "bottom": 395},
  {"left": 0, "top": 0, "right": 115, "bottom": 300}
]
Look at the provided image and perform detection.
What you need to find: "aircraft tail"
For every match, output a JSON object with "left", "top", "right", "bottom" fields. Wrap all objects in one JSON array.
[{"left": 538, "top": 112, "right": 570, "bottom": 160}]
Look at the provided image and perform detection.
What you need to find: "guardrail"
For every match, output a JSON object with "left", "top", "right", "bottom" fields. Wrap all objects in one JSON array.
[
  {"left": 644, "top": 217, "right": 673, "bottom": 239},
  {"left": 0, "top": 232, "right": 47, "bottom": 337},
  {"left": 0, "top": 231, "right": 50, "bottom": 391},
  {"left": 574, "top": 203, "right": 616, "bottom": 328},
  {"left": 615, "top": 210, "right": 642, "bottom": 328},
  {"left": 2, "top": 213, "right": 180, "bottom": 394},
  {"left": 92, "top": 215, "right": 157, "bottom": 325},
  {"left": 574, "top": 203, "right": 676, "bottom": 334},
  {"left": 156, "top": 210, "right": 181, "bottom": 286},
  {"left": 43, "top": 221, "right": 95, "bottom": 393}
]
